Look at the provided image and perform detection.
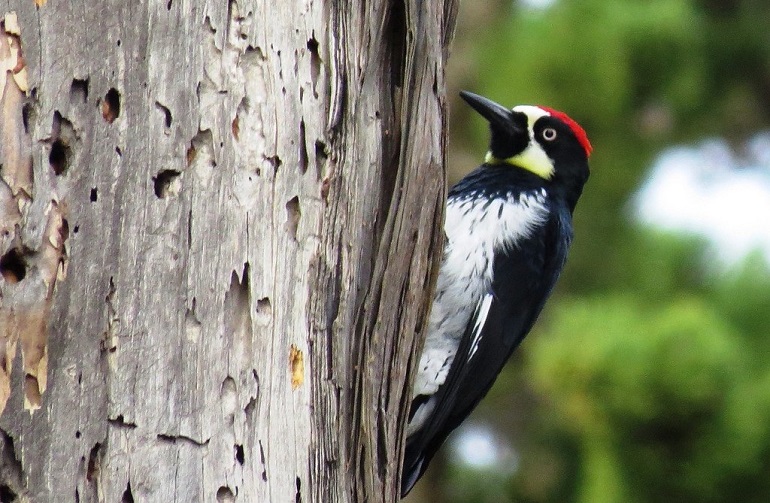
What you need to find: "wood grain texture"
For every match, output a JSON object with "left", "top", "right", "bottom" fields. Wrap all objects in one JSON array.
[{"left": 0, "top": 0, "right": 457, "bottom": 501}]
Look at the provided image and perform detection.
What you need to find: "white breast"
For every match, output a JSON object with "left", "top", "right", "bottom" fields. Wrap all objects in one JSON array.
[{"left": 411, "top": 190, "right": 549, "bottom": 400}]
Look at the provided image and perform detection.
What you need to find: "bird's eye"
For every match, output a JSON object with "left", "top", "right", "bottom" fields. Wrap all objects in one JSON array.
[{"left": 542, "top": 128, "right": 557, "bottom": 141}]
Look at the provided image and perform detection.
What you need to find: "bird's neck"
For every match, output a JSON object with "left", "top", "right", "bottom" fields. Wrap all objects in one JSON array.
[{"left": 551, "top": 170, "right": 588, "bottom": 214}]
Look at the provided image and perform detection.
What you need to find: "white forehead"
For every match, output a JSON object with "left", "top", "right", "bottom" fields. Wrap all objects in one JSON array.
[{"left": 512, "top": 105, "right": 549, "bottom": 126}]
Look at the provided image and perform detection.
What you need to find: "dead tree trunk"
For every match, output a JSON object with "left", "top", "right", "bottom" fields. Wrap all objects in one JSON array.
[{"left": 0, "top": 0, "right": 456, "bottom": 501}]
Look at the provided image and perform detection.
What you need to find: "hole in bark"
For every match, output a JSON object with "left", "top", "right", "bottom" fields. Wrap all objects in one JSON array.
[
  {"left": 70, "top": 78, "right": 89, "bottom": 104},
  {"left": 315, "top": 139, "right": 328, "bottom": 178},
  {"left": 0, "top": 248, "right": 28, "bottom": 283},
  {"left": 108, "top": 415, "right": 137, "bottom": 429},
  {"left": 307, "top": 36, "right": 320, "bottom": 97},
  {"left": 0, "top": 485, "right": 16, "bottom": 503},
  {"left": 155, "top": 101, "right": 172, "bottom": 128},
  {"left": 121, "top": 482, "right": 134, "bottom": 503},
  {"left": 259, "top": 440, "right": 267, "bottom": 481},
  {"left": 73, "top": 225, "right": 79, "bottom": 234},
  {"left": 153, "top": 169, "right": 181, "bottom": 198},
  {"left": 224, "top": 263, "right": 253, "bottom": 356},
  {"left": 188, "top": 128, "right": 216, "bottom": 169},
  {"left": 21, "top": 98, "right": 37, "bottom": 134},
  {"left": 166, "top": 0, "right": 172, "bottom": 9},
  {"left": 90, "top": 187, "right": 98, "bottom": 202},
  {"left": 53, "top": 111, "right": 70, "bottom": 159},
  {"left": 86, "top": 443, "right": 102, "bottom": 482},
  {"left": 102, "top": 88, "right": 121, "bottom": 123},
  {"left": 246, "top": 45, "right": 265, "bottom": 59},
  {"left": 285, "top": 197, "right": 300, "bottom": 240},
  {"left": 234, "top": 444, "right": 244, "bottom": 465},
  {"left": 24, "top": 374, "right": 42, "bottom": 409},
  {"left": 315, "top": 140, "right": 328, "bottom": 160},
  {"left": 49, "top": 138, "right": 69, "bottom": 175},
  {"left": 295, "top": 477, "right": 302, "bottom": 503},
  {"left": 116, "top": 146, "right": 122, "bottom": 157},
  {"left": 298, "top": 121, "right": 308, "bottom": 174},
  {"left": 255, "top": 297, "right": 271, "bottom": 325},
  {"left": 266, "top": 155, "right": 282, "bottom": 174},
  {"left": 306, "top": 36, "right": 319, "bottom": 55},
  {"left": 187, "top": 209, "right": 193, "bottom": 249},
  {"left": 21, "top": 105, "right": 30, "bottom": 134},
  {"left": 186, "top": 145, "right": 196, "bottom": 166},
  {"left": 244, "top": 396, "right": 257, "bottom": 421},
  {"left": 75, "top": 430, "right": 81, "bottom": 438},
  {"left": 216, "top": 486, "right": 235, "bottom": 502}
]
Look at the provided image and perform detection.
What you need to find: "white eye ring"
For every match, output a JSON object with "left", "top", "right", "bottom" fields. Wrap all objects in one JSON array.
[{"left": 542, "top": 128, "right": 557, "bottom": 141}]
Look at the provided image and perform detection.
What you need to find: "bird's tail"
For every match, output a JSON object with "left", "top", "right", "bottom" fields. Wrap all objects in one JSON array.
[{"left": 400, "top": 449, "right": 424, "bottom": 497}]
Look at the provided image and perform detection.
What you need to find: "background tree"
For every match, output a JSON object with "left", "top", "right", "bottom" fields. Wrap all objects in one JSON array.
[{"left": 0, "top": 1, "right": 457, "bottom": 501}]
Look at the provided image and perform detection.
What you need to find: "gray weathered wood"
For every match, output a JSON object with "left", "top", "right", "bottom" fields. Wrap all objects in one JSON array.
[{"left": 0, "top": 0, "right": 457, "bottom": 501}]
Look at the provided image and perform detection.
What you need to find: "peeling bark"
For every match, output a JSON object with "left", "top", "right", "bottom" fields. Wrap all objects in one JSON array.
[{"left": 0, "top": 0, "right": 456, "bottom": 501}]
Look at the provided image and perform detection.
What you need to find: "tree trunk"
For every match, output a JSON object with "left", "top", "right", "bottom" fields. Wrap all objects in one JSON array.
[{"left": 0, "top": 0, "right": 456, "bottom": 501}]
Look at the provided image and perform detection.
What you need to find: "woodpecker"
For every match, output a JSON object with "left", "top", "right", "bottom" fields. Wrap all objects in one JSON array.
[{"left": 402, "top": 91, "right": 592, "bottom": 496}]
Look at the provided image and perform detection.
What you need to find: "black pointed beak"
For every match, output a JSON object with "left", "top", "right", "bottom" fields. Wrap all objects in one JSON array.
[{"left": 460, "top": 91, "right": 523, "bottom": 136}]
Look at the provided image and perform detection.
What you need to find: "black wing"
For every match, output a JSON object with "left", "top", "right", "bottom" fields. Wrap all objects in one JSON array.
[{"left": 402, "top": 209, "right": 572, "bottom": 496}]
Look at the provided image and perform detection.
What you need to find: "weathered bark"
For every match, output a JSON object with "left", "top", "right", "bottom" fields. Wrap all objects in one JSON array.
[{"left": 0, "top": 0, "right": 456, "bottom": 502}]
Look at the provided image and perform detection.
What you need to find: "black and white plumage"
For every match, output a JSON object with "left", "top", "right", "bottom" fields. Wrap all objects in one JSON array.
[{"left": 402, "top": 92, "right": 592, "bottom": 496}]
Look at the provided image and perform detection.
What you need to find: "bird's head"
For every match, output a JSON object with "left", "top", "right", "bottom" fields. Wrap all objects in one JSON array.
[{"left": 460, "top": 90, "right": 591, "bottom": 188}]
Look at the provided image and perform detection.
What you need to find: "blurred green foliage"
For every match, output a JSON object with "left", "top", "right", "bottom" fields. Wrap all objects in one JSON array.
[
  {"left": 408, "top": 0, "right": 770, "bottom": 502},
  {"left": 530, "top": 294, "right": 770, "bottom": 503}
]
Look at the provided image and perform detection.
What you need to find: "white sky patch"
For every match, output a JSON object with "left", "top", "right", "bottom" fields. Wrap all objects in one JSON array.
[
  {"left": 517, "top": 0, "right": 557, "bottom": 11},
  {"left": 633, "top": 133, "right": 770, "bottom": 266},
  {"left": 450, "top": 422, "right": 519, "bottom": 472}
]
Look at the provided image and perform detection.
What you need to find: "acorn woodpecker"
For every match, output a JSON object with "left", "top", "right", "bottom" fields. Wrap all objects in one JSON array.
[{"left": 401, "top": 91, "right": 592, "bottom": 496}]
